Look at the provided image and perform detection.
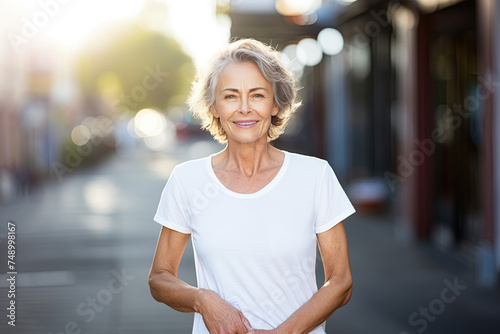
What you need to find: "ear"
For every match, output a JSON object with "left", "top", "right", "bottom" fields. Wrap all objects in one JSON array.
[
  {"left": 210, "top": 105, "right": 220, "bottom": 118},
  {"left": 271, "top": 103, "right": 279, "bottom": 117}
]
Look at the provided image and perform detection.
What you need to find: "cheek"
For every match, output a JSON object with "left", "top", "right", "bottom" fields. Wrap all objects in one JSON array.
[
  {"left": 254, "top": 100, "right": 276, "bottom": 114},
  {"left": 217, "top": 102, "right": 237, "bottom": 116}
]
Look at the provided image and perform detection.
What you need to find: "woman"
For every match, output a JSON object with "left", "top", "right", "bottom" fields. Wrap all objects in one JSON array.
[{"left": 148, "top": 38, "right": 356, "bottom": 334}]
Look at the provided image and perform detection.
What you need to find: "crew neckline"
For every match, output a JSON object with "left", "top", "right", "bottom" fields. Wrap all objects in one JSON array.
[{"left": 207, "top": 150, "right": 290, "bottom": 199}]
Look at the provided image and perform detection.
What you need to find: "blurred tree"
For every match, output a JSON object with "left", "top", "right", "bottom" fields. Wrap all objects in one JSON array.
[{"left": 77, "top": 23, "right": 194, "bottom": 114}]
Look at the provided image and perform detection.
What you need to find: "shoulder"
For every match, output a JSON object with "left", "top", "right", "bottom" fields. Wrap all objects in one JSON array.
[
  {"left": 285, "top": 151, "right": 329, "bottom": 173},
  {"left": 170, "top": 155, "right": 211, "bottom": 181}
]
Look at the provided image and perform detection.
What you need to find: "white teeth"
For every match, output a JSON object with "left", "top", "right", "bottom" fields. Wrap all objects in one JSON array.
[{"left": 235, "top": 121, "right": 257, "bottom": 125}]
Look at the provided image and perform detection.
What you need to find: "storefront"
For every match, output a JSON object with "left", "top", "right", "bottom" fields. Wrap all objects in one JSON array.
[{"left": 392, "top": 0, "right": 499, "bottom": 286}]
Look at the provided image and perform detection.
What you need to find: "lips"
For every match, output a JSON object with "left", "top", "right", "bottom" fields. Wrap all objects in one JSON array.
[
  {"left": 234, "top": 121, "right": 258, "bottom": 125},
  {"left": 233, "top": 120, "right": 258, "bottom": 129}
]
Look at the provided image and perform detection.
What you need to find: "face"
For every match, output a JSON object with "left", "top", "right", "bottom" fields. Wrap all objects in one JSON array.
[{"left": 212, "top": 61, "right": 279, "bottom": 144}]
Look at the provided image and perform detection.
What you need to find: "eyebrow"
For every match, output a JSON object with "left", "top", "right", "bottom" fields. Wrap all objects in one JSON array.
[{"left": 222, "top": 87, "right": 269, "bottom": 93}]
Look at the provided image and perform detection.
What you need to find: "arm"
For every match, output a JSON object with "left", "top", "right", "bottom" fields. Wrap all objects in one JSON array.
[
  {"left": 250, "top": 222, "right": 353, "bottom": 334},
  {"left": 148, "top": 226, "right": 252, "bottom": 333}
]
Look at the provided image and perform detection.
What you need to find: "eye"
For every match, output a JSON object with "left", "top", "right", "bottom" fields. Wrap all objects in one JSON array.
[
  {"left": 224, "top": 94, "right": 236, "bottom": 99},
  {"left": 253, "top": 93, "right": 264, "bottom": 98}
]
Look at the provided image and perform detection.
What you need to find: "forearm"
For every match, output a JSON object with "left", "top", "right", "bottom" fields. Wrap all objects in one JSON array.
[
  {"left": 149, "top": 271, "right": 253, "bottom": 333},
  {"left": 148, "top": 271, "right": 206, "bottom": 313},
  {"left": 277, "top": 275, "right": 353, "bottom": 334}
]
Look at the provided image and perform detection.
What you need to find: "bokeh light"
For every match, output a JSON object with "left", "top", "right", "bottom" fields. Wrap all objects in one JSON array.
[
  {"left": 130, "top": 108, "right": 177, "bottom": 151},
  {"left": 275, "top": 0, "right": 322, "bottom": 16},
  {"left": 296, "top": 38, "right": 323, "bottom": 66},
  {"left": 318, "top": 28, "right": 344, "bottom": 56},
  {"left": 71, "top": 125, "right": 91, "bottom": 146},
  {"left": 83, "top": 178, "right": 117, "bottom": 215},
  {"left": 134, "top": 108, "right": 167, "bottom": 138}
]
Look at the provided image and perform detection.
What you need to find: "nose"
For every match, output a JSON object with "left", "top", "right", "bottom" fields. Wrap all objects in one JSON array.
[{"left": 239, "top": 97, "right": 250, "bottom": 114}]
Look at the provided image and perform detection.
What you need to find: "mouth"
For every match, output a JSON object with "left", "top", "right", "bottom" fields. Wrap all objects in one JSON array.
[{"left": 233, "top": 120, "right": 258, "bottom": 128}]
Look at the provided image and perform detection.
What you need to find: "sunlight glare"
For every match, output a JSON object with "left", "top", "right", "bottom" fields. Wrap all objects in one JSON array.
[
  {"left": 43, "top": 0, "right": 145, "bottom": 49},
  {"left": 166, "top": 0, "right": 231, "bottom": 65}
]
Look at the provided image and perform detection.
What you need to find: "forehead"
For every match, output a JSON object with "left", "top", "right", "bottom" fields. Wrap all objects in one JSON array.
[{"left": 216, "top": 61, "right": 272, "bottom": 89}]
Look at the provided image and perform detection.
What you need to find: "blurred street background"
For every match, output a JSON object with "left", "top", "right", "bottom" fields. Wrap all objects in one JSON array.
[{"left": 1, "top": 0, "right": 500, "bottom": 333}]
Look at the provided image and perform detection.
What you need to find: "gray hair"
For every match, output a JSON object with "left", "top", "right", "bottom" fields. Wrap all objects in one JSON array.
[{"left": 187, "top": 38, "right": 301, "bottom": 143}]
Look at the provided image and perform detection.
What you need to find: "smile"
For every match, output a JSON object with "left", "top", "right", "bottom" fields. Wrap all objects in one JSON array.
[
  {"left": 233, "top": 121, "right": 258, "bottom": 128},
  {"left": 234, "top": 121, "right": 258, "bottom": 125}
]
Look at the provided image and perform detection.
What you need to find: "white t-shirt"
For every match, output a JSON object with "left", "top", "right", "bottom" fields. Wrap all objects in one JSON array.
[{"left": 154, "top": 150, "right": 355, "bottom": 333}]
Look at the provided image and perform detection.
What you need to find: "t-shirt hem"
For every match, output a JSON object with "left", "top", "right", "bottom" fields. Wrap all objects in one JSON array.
[
  {"left": 315, "top": 206, "right": 356, "bottom": 234},
  {"left": 153, "top": 215, "right": 193, "bottom": 234}
]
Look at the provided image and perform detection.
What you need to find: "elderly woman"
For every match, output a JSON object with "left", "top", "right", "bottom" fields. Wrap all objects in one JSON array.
[{"left": 148, "top": 39, "right": 356, "bottom": 334}]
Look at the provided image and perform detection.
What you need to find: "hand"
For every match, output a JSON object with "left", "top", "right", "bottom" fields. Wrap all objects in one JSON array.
[
  {"left": 197, "top": 290, "right": 252, "bottom": 334},
  {"left": 248, "top": 326, "right": 286, "bottom": 334}
]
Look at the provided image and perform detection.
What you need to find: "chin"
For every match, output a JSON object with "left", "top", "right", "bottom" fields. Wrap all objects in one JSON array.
[{"left": 229, "top": 135, "right": 266, "bottom": 144}]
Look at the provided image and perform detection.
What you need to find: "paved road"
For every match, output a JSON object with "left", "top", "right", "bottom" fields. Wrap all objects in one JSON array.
[
  {"left": 0, "top": 140, "right": 222, "bottom": 334},
  {"left": 1, "top": 139, "right": 499, "bottom": 334}
]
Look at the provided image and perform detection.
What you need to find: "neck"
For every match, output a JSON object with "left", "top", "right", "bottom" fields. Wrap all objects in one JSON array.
[{"left": 221, "top": 137, "right": 277, "bottom": 177}]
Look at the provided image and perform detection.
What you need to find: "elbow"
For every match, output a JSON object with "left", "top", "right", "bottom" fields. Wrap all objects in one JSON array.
[
  {"left": 340, "top": 276, "right": 353, "bottom": 307},
  {"left": 324, "top": 274, "right": 353, "bottom": 309},
  {"left": 148, "top": 273, "right": 162, "bottom": 303}
]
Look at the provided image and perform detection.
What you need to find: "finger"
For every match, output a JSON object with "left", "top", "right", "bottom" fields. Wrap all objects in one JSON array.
[
  {"left": 242, "top": 316, "right": 252, "bottom": 331},
  {"left": 238, "top": 311, "right": 252, "bottom": 332},
  {"left": 236, "top": 323, "right": 250, "bottom": 334},
  {"left": 235, "top": 319, "right": 250, "bottom": 333}
]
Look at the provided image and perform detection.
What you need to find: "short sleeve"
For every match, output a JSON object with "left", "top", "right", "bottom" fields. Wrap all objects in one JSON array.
[
  {"left": 315, "top": 163, "right": 356, "bottom": 234},
  {"left": 153, "top": 169, "right": 192, "bottom": 234}
]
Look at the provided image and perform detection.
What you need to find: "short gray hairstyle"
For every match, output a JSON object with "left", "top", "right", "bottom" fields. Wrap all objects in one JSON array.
[{"left": 187, "top": 38, "right": 301, "bottom": 143}]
